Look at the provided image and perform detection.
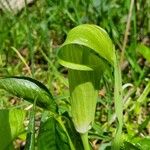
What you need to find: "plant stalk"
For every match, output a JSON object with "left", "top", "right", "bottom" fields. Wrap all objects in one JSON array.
[
  {"left": 56, "top": 116, "right": 75, "bottom": 150},
  {"left": 80, "top": 132, "right": 91, "bottom": 150},
  {"left": 120, "top": 0, "right": 134, "bottom": 65}
]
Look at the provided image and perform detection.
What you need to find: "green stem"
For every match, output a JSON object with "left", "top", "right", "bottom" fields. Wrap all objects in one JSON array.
[
  {"left": 56, "top": 116, "right": 75, "bottom": 150},
  {"left": 80, "top": 132, "right": 91, "bottom": 150},
  {"left": 112, "top": 54, "right": 123, "bottom": 150}
]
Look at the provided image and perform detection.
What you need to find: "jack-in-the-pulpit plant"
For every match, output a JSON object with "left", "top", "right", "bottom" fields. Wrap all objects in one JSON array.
[
  {"left": 58, "top": 24, "right": 122, "bottom": 150},
  {"left": 0, "top": 24, "right": 123, "bottom": 150}
]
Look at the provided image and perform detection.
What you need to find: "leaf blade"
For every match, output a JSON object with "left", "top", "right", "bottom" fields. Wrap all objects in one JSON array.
[
  {"left": 0, "top": 76, "right": 56, "bottom": 111},
  {"left": 37, "top": 113, "right": 71, "bottom": 150},
  {"left": 0, "top": 109, "right": 26, "bottom": 150},
  {"left": 137, "top": 44, "right": 150, "bottom": 62}
]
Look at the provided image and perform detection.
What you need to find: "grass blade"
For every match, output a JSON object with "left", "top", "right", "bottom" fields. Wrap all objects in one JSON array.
[{"left": 24, "top": 102, "right": 36, "bottom": 150}]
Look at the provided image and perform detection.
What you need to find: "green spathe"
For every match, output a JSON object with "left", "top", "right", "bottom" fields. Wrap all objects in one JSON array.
[
  {"left": 58, "top": 24, "right": 115, "bottom": 133},
  {"left": 69, "top": 70, "right": 101, "bottom": 133}
]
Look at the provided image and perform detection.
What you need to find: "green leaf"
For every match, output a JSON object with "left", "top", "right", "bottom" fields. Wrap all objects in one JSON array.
[
  {"left": 37, "top": 113, "right": 71, "bottom": 150},
  {"left": 134, "top": 80, "right": 150, "bottom": 114},
  {"left": 130, "top": 137, "right": 150, "bottom": 150},
  {"left": 62, "top": 115, "right": 83, "bottom": 150},
  {"left": 137, "top": 44, "right": 150, "bottom": 62},
  {"left": 0, "top": 109, "right": 26, "bottom": 150},
  {"left": 121, "top": 141, "right": 140, "bottom": 150},
  {"left": 121, "top": 138, "right": 150, "bottom": 150},
  {"left": 0, "top": 76, "right": 56, "bottom": 111},
  {"left": 136, "top": 138, "right": 150, "bottom": 150}
]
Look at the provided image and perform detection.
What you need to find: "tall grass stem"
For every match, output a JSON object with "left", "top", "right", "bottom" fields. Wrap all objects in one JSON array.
[
  {"left": 25, "top": 0, "right": 34, "bottom": 77},
  {"left": 120, "top": 0, "right": 134, "bottom": 66}
]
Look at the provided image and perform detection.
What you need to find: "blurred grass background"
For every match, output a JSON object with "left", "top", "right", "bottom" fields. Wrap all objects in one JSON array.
[{"left": 0, "top": 0, "right": 150, "bottom": 149}]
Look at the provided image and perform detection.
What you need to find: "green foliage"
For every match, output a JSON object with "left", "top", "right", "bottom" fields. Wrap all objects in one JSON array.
[
  {"left": 0, "top": 77, "right": 56, "bottom": 111},
  {"left": 0, "top": 0, "right": 150, "bottom": 149},
  {"left": 121, "top": 141, "right": 140, "bottom": 150},
  {"left": 37, "top": 115, "right": 71, "bottom": 150},
  {"left": 137, "top": 44, "right": 150, "bottom": 62},
  {"left": 58, "top": 24, "right": 123, "bottom": 149},
  {"left": 121, "top": 138, "right": 150, "bottom": 150},
  {"left": 0, "top": 109, "right": 26, "bottom": 150},
  {"left": 135, "top": 138, "right": 150, "bottom": 150}
]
